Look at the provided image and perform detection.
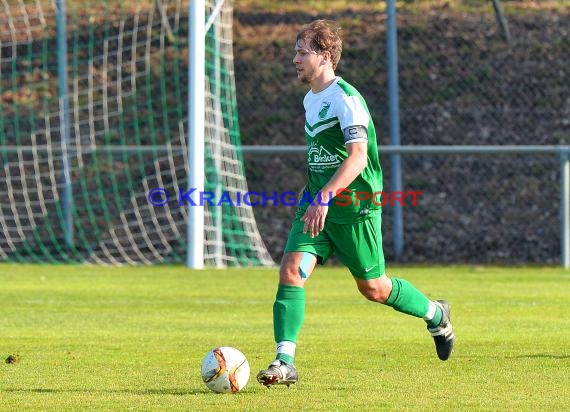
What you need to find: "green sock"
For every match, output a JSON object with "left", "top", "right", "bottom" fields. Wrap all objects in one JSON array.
[
  {"left": 426, "top": 302, "right": 444, "bottom": 329},
  {"left": 273, "top": 284, "right": 305, "bottom": 364},
  {"left": 276, "top": 353, "right": 295, "bottom": 365},
  {"left": 385, "top": 277, "right": 430, "bottom": 318}
]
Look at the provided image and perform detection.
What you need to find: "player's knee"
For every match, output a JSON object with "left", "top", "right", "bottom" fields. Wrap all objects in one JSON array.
[
  {"left": 278, "top": 252, "right": 315, "bottom": 286},
  {"left": 279, "top": 263, "right": 303, "bottom": 285},
  {"left": 360, "top": 288, "right": 388, "bottom": 303},
  {"left": 357, "top": 277, "right": 391, "bottom": 303}
]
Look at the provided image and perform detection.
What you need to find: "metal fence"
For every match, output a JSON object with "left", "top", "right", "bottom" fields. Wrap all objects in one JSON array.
[
  {"left": 1, "top": 1, "right": 569, "bottom": 266},
  {"left": 234, "top": 2, "right": 570, "bottom": 266},
  {"left": 244, "top": 145, "right": 570, "bottom": 268},
  {"left": 233, "top": 5, "right": 570, "bottom": 148}
]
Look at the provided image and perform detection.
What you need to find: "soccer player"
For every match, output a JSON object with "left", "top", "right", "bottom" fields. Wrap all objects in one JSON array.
[{"left": 256, "top": 20, "right": 455, "bottom": 387}]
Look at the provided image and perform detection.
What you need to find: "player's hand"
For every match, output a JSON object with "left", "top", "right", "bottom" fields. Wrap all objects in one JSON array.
[{"left": 301, "top": 203, "right": 328, "bottom": 238}]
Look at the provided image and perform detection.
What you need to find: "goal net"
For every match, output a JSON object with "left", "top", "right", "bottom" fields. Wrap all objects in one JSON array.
[{"left": 0, "top": 0, "right": 273, "bottom": 266}]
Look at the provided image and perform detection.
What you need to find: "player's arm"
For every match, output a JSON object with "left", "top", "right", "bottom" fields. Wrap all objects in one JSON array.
[
  {"left": 301, "top": 126, "right": 368, "bottom": 238},
  {"left": 319, "top": 137, "right": 368, "bottom": 203}
]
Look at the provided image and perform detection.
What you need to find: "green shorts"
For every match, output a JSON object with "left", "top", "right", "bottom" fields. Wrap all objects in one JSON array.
[{"left": 283, "top": 211, "right": 385, "bottom": 280}]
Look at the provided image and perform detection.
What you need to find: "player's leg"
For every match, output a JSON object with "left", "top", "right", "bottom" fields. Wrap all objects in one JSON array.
[
  {"left": 331, "top": 213, "right": 455, "bottom": 360},
  {"left": 256, "top": 251, "right": 316, "bottom": 387},
  {"left": 257, "top": 218, "right": 332, "bottom": 387},
  {"left": 355, "top": 275, "right": 455, "bottom": 360},
  {"left": 273, "top": 251, "right": 316, "bottom": 364}
]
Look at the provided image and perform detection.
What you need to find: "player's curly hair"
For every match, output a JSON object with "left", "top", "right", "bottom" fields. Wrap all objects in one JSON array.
[{"left": 296, "top": 19, "right": 342, "bottom": 70}]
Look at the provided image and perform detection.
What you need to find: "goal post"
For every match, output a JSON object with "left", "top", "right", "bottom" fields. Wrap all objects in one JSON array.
[
  {"left": 188, "top": 0, "right": 205, "bottom": 268},
  {"left": 0, "top": 0, "right": 273, "bottom": 267}
]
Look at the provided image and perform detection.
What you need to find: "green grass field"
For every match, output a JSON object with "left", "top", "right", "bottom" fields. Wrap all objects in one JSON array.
[{"left": 1, "top": 264, "right": 569, "bottom": 411}]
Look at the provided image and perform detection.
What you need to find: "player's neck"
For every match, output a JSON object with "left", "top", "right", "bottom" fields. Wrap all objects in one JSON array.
[{"left": 310, "top": 71, "right": 336, "bottom": 94}]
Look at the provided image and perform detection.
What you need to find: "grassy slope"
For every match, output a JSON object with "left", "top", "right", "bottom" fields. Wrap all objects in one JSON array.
[
  {"left": 1, "top": 264, "right": 569, "bottom": 410},
  {"left": 236, "top": 0, "right": 570, "bottom": 13}
]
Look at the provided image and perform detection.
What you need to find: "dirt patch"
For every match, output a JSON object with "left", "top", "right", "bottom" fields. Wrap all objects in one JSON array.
[{"left": 5, "top": 354, "right": 21, "bottom": 364}]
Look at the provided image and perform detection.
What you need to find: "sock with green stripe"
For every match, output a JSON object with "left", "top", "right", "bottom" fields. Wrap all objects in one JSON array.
[
  {"left": 424, "top": 301, "right": 444, "bottom": 329},
  {"left": 385, "top": 277, "right": 443, "bottom": 327},
  {"left": 273, "top": 284, "right": 305, "bottom": 365}
]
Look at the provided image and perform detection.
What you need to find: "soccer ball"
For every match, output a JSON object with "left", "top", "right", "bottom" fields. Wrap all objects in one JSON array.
[{"left": 201, "top": 347, "right": 250, "bottom": 393}]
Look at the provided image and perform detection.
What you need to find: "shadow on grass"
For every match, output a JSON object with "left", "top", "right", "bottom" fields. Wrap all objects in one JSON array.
[
  {"left": 3, "top": 387, "right": 212, "bottom": 395},
  {"left": 511, "top": 353, "right": 570, "bottom": 360}
]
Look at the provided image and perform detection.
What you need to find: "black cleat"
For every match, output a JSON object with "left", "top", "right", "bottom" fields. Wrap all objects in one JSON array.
[
  {"left": 256, "top": 360, "right": 299, "bottom": 387},
  {"left": 428, "top": 300, "right": 455, "bottom": 361}
]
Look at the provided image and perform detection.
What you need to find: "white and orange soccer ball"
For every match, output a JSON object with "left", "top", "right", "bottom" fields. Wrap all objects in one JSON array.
[{"left": 201, "top": 347, "right": 250, "bottom": 393}]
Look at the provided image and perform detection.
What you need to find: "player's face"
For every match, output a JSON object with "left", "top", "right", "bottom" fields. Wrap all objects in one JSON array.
[{"left": 293, "top": 39, "right": 321, "bottom": 84}]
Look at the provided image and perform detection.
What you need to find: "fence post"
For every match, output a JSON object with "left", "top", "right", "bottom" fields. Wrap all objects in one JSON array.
[
  {"left": 386, "top": 0, "right": 404, "bottom": 260},
  {"left": 560, "top": 148, "right": 570, "bottom": 269},
  {"left": 56, "top": 0, "right": 73, "bottom": 249}
]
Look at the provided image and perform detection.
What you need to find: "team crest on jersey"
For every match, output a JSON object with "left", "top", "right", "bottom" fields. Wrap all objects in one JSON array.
[{"left": 318, "top": 101, "right": 331, "bottom": 119}]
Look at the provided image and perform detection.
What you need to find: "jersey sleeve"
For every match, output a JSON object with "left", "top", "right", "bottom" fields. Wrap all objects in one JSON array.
[{"left": 337, "top": 95, "right": 370, "bottom": 144}]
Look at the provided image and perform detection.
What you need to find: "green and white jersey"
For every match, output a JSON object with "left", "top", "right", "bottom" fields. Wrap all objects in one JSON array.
[{"left": 302, "top": 77, "right": 383, "bottom": 223}]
